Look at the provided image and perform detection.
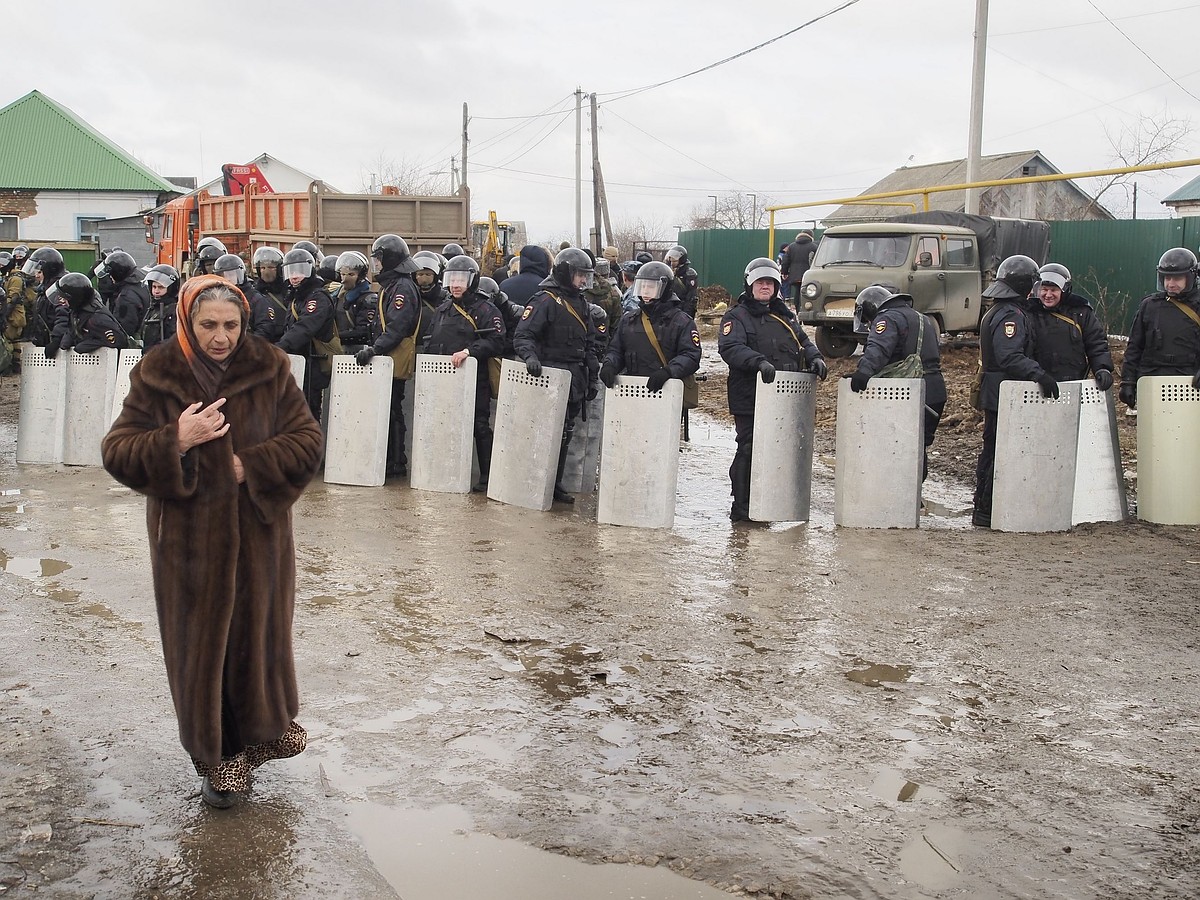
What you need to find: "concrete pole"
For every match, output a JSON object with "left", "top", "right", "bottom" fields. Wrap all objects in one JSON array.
[
  {"left": 964, "top": 0, "right": 989, "bottom": 215},
  {"left": 590, "top": 93, "right": 602, "bottom": 254},
  {"left": 461, "top": 103, "right": 469, "bottom": 192},
  {"left": 575, "top": 88, "right": 583, "bottom": 247}
]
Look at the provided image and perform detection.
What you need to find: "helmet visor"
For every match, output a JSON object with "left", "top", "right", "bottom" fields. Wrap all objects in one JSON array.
[
  {"left": 144, "top": 270, "right": 174, "bottom": 288},
  {"left": 282, "top": 261, "right": 312, "bottom": 280},
  {"left": 573, "top": 269, "right": 594, "bottom": 290},
  {"left": 634, "top": 277, "right": 665, "bottom": 301},
  {"left": 1038, "top": 271, "right": 1067, "bottom": 291},
  {"left": 21, "top": 258, "right": 41, "bottom": 276},
  {"left": 444, "top": 270, "right": 472, "bottom": 291},
  {"left": 746, "top": 263, "right": 780, "bottom": 285},
  {"left": 220, "top": 268, "right": 244, "bottom": 285}
]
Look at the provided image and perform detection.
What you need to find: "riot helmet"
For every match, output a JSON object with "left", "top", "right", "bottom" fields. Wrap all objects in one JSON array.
[
  {"left": 97, "top": 250, "right": 137, "bottom": 282},
  {"left": 11, "top": 244, "right": 29, "bottom": 263},
  {"left": 292, "top": 240, "right": 322, "bottom": 263},
  {"left": 991, "top": 254, "right": 1040, "bottom": 299},
  {"left": 852, "top": 284, "right": 908, "bottom": 333},
  {"left": 196, "top": 236, "right": 227, "bottom": 257},
  {"left": 144, "top": 264, "right": 180, "bottom": 300},
  {"left": 282, "top": 247, "right": 315, "bottom": 282},
  {"left": 1156, "top": 247, "right": 1197, "bottom": 296},
  {"left": 476, "top": 276, "right": 501, "bottom": 303},
  {"left": 442, "top": 242, "right": 465, "bottom": 259},
  {"left": 371, "top": 233, "right": 411, "bottom": 271},
  {"left": 214, "top": 253, "right": 247, "bottom": 285},
  {"left": 56, "top": 272, "right": 96, "bottom": 312},
  {"left": 664, "top": 245, "right": 688, "bottom": 271},
  {"left": 743, "top": 256, "right": 781, "bottom": 291},
  {"left": 193, "top": 243, "right": 223, "bottom": 275},
  {"left": 252, "top": 246, "right": 285, "bottom": 280},
  {"left": 444, "top": 254, "right": 480, "bottom": 296},
  {"left": 22, "top": 247, "right": 65, "bottom": 282},
  {"left": 335, "top": 251, "right": 369, "bottom": 285},
  {"left": 552, "top": 247, "right": 594, "bottom": 291},
  {"left": 633, "top": 261, "right": 674, "bottom": 304},
  {"left": 635, "top": 251, "right": 654, "bottom": 265},
  {"left": 317, "top": 254, "right": 339, "bottom": 283},
  {"left": 0, "top": 251, "right": 12, "bottom": 272},
  {"left": 1039, "top": 262, "right": 1072, "bottom": 295}
]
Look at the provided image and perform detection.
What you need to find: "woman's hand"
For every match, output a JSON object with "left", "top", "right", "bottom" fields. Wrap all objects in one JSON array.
[
  {"left": 451, "top": 349, "right": 470, "bottom": 368},
  {"left": 177, "top": 398, "right": 229, "bottom": 454},
  {"left": 232, "top": 454, "right": 245, "bottom": 484}
]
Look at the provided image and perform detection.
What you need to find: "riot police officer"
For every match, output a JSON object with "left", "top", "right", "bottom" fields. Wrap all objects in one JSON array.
[
  {"left": 334, "top": 251, "right": 376, "bottom": 347},
  {"left": 1120, "top": 248, "right": 1200, "bottom": 407},
  {"left": 477, "top": 276, "right": 522, "bottom": 360},
  {"left": 664, "top": 245, "right": 699, "bottom": 319},
  {"left": 1027, "top": 263, "right": 1113, "bottom": 388},
  {"left": 214, "top": 253, "right": 281, "bottom": 343},
  {"left": 277, "top": 248, "right": 338, "bottom": 421},
  {"left": 412, "top": 250, "right": 448, "bottom": 346},
  {"left": 512, "top": 247, "right": 602, "bottom": 503},
  {"left": 191, "top": 242, "right": 223, "bottom": 278},
  {"left": 849, "top": 284, "right": 947, "bottom": 481},
  {"left": 442, "top": 242, "right": 466, "bottom": 260},
  {"left": 601, "top": 260, "right": 700, "bottom": 389},
  {"left": 252, "top": 246, "right": 288, "bottom": 309},
  {"left": 96, "top": 250, "right": 149, "bottom": 339},
  {"left": 973, "top": 254, "right": 1057, "bottom": 528},
  {"left": 718, "top": 257, "right": 827, "bottom": 523},
  {"left": 141, "top": 264, "right": 180, "bottom": 351},
  {"left": 424, "top": 255, "right": 507, "bottom": 492},
  {"left": 356, "top": 234, "right": 422, "bottom": 477},
  {"left": 23, "top": 247, "right": 68, "bottom": 348},
  {"left": 51, "top": 272, "right": 129, "bottom": 354}
]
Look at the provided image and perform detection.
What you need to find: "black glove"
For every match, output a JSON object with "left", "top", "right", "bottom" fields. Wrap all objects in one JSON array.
[
  {"left": 849, "top": 370, "right": 870, "bottom": 393},
  {"left": 1118, "top": 381, "right": 1136, "bottom": 408},
  {"left": 585, "top": 382, "right": 599, "bottom": 402},
  {"left": 1093, "top": 369, "right": 1113, "bottom": 391},
  {"left": 757, "top": 360, "right": 776, "bottom": 384},
  {"left": 808, "top": 357, "right": 829, "bottom": 381},
  {"left": 43, "top": 338, "right": 60, "bottom": 360},
  {"left": 1035, "top": 374, "right": 1059, "bottom": 399},
  {"left": 525, "top": 356, "right": 542, "bottom": 377},
  {"left": 599, "top": 362, "right": 617, "bottom": 388},
  {"left": 355, "top": 347, "right": 375, "bottom": 366},
  {"left": 646, "top": 368, "right": 671, "bottom": 392},
  {"left": 1193, "top": 370, "right": 1200, "bottom": 391}
]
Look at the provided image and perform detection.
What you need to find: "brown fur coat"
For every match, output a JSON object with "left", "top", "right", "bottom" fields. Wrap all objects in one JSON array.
[{"left": 102, "top": 334, "right": 323, "bottom": 767}]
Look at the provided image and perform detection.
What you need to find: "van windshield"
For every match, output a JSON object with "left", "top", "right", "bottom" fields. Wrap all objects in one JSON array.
[{"left": 813, "top": 235, "right": 912, "bottom": 268}]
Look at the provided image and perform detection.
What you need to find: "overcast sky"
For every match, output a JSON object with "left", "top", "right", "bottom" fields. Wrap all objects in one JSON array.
[{"left": 11, "top": 0, "right": 1200, "bottom": 243}]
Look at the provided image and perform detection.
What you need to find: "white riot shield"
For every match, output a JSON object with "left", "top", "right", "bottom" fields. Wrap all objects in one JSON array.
[
  {"left": 410, "top": 354, "right": 477, "bottom": 494},
  {"left": 108, "top": 349, "right": 142, "bottom": 428},
  {"left": 562, "top": 389, "right": 605, "bottom": 493},
  {"left": 834, "top": 377, "right": 925, "bottom": 528},
  {"left": 597, "top": 377, "right": 684, "bottom": 528},
  {"left": 288, "top": 354, "right": 306, "bottom": 392},
  {"left": 488, "top": 358, "right": 571, "bottom": 511},
  {"left": 1067, "top": 380, "right": 1127, "bottom": 524},
  {"left": 992, "top": 380, "right": 1081, "bottom": 533},
  {"left": 63, "top": 349, "right": 120, "bottom": 466},
  {"left": 17, "top": 353, "right": 67, "bottom": 464},
  {"left": 749, "top": 371, "right": 817, "bottom": 522},
  {"left": 324, "top": 354, "right": 393, "bottom": 486},
  {"left": 1137, "top": 376, "right": 1200, "bottom": 525}
]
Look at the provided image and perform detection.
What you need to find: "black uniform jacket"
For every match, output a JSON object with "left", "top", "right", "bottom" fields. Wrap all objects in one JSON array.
[
  {"left": 855, "top": 302, "right": 947, "bottom": 406},
  {"left": 605, "top": 298, "right": 701, "bottom": 379},
  {"left": 1123, "top": 288, "right": 1200, "bottom": 379},
  {"left": 718, "top": 292, "right": 820, "bottom": 417},
  {"left": 424, "top": 291, "right": 506, "bottom": 365},
  {"left": 370, "top": 268, "right": 421, "bottom": 355},
  {"left": 1027, "top": 294, "right": 1113, "bottom": 382},
  {"left": 979, "top": 293, "right": 1046, "bottom": 412}
]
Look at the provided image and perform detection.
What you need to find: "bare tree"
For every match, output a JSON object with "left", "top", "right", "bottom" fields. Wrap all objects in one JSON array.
[
  {"left": 1077, "top": 108, "right": 1193, "bottom": 219},
  {"left": 608, "top": 215, "right": 675, "bottom": 260},
  {"left": 357, "top": 152, "right": 451, "bottom": 195},
  {"left": 684, "top": 192, "right": 773, "bottom": 229}
]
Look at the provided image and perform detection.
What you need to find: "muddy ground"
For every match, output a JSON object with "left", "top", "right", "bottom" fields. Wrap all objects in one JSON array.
[{"left": 0, "top": 341, "right": 1197, "bottom": 900}]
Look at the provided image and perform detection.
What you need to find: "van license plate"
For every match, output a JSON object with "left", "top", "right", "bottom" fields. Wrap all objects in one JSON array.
[{"left": 825, "top": 307, "right": 854, "bottom": 318}]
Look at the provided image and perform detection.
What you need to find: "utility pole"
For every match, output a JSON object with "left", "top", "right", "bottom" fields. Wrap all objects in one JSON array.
[
  {"left": 461, "top": 103, "right": 469, "bottom": 193},
  {"left": 964, "top": 0, "right": 989, "bottom": 215},
  {"left": 750, "top": 194, "right": 758, "bottom": 228},
  {"left": 589, "top": 93, "right": 602, "bottom": 254},
  {"left": 575, "top": 88, "right": 583, "bottom": 247}
]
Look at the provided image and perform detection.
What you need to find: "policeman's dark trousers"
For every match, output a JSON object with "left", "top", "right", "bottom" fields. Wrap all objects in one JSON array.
[
  {"left": 473, "top": 376, "right": 493, "bottom": 489},
  {"left": 554, "top": 399, "right": 582, "bottom": 496},
  {"left": 304, "top": 365, "right": 330, "bottom": 425},
  {"left": 972, "top": 408, "right": 998, "bottom": 525},
  {"left": 387, "top": 379, "right": 408, "bottom": 476},
  {"left": 923, "top": 400, "right": 946, "bottom": 483},
  {"left": 729, "top": 414, "right": 755, "bottom": 521}
]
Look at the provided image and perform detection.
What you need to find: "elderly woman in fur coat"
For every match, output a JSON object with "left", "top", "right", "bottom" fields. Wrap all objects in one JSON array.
[{"left": 103, "top": 275, "right": 323, "bottom": 809}]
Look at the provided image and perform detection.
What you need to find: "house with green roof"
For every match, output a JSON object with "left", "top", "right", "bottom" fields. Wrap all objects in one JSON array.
[
  {"left": 1161, "top": 172, "right": 1200, "bottom": 217},
  {"left": 0, "top": 90, "right": 180, "bottom": 244}
]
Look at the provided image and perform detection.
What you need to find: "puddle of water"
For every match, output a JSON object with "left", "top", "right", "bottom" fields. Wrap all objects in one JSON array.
[
  {"left": 871, "top": 767, "right": 945, "bottom": 804},
  {"left": 845, "top": 663, "right": 911, "bottom": 687},
  {"left": 354, "top": 698, "right": 444, "bottom": 734},
  {"left": 346, "top": 802, "right": 730, "bottom": 900},
  {"left": 898, "top": 824, "right": 969, "bottom": 891},
  {"left": 1, "top": 556, "right": 72, "bottom": 579}
]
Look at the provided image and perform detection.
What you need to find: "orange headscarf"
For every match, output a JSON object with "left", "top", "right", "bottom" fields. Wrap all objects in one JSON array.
[{"left": 176, "top": 274, "right": 252, "bottom": 399}]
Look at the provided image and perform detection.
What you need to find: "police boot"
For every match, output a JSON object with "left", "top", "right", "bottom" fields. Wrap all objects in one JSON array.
[
  {"left": 385, "top": 422, "right": 407, "bottom": 478},
  {"left": 472, "top": 436, "right": 492, "bottom": 493},
  {"left": 729, "top": 453, "right": 751, "bottom": 523},
  {"left": 552, "top": 435, "right": 574, "bottom": 504}
]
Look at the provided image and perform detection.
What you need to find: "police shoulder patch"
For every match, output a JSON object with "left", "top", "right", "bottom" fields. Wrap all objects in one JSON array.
[
  {"left": 305, "top": 299, "right": 318, "bottom": 313},
  {"left": 267, "top": 307, "right": 276, "bottom": 319},
  {"left": 875, "top": 320, "right": 887, "bottom": 333},
  {"left": 1003, "top": 321, "right": 1017, "bottom": 338},
  {"left": 722, "top": 321, "right": 732, "bottom": 335},
  {"left": 598, "top": 323, "right": 606, "bottom": 333},
  {"left": 691, "top": 330, "right": 701, "bottom": 345},
  {"left": 554, "top": 297, "right": 563, "bottom": 306},
  {"left": 521, "top": 306, "right": 533, "bottom": 319},
  {"left": 104, "top": 330, "right": 114, "bottom": 341},
  {"left": 394, "top": 298, "right": 405, "bottom": 309}
]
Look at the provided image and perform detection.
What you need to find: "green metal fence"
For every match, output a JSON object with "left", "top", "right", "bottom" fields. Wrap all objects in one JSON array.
[{"left": 686, "top": 221, "right": 1200, "bottom": 334}]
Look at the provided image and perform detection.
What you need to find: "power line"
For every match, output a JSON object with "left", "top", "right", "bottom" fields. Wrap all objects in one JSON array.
[
  {"left": 595, "top": 0, "right": 862, "bottom": 104},
  {"left": 991, "top": 4, "right": 1200, "bottom": 36},
  {"left": 1086, "top": 0, "right": 1200, "bottom": 104},
  {"left": 470, "top": 94, "right": 576, "bottom": 157},
  {"left": 601, "top": 107, "right": 756, "bottom": 192},
  {"left": 473, "top": 110, "right": 574, "bottom": 173}
]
